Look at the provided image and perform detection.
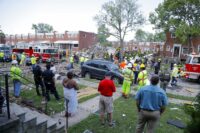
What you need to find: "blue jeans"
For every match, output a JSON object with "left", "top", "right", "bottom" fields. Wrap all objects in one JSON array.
[
  {"left": 171, "top": 77, "right": 177, "bottom": 86},
  {"left": 13, "top": 80, "right": 21, "bottom": 97}
]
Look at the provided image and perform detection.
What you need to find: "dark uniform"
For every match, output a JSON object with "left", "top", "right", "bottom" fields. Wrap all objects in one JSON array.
[
  {"left": 33, "top": 64, "right": 45, "bottom": 96},
  {"left": 159, "top": 71, "right": 171, "bottom": 91},
  {"left": 42, "top": 65, "right": 60, "bottom": 101}
]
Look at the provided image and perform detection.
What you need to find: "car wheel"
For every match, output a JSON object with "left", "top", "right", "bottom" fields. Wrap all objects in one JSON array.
[
  {"left": 112, "top": 77, "right": 119, "bottom": 85},
  {"left": 85, "top": 72, "right": 91, "bottom": 79}
]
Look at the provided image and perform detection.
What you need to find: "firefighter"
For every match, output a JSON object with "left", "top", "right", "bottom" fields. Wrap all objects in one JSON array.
[
  {"left": 42, "top": 64, "right": 60, "bottom": 101},
  {"left": 137, "top": 64, "right": 149, "bottom": 90},
  {"left": 31, "top": 55, "right": 36, "bottom": 70},
  {"left": 159, "top": 68, "right": 171, "bottom": 91},
  {"left": 33, "top": 60, "right": 45, "bottom": 96},
  {"left": 171, "top": 64, "right": 179, "bottom": 86},
  {"left": 20, "top": 52, "right": 26, "bottom": 66},
  {"left": 10, "top": 60, "right": 22, "bottom": 98},
  {"left": 69, "top": 55, "right": 74, "bottom": 69},
  {"left": 122, "top": 63, "right": 134, "bottom": 98}
]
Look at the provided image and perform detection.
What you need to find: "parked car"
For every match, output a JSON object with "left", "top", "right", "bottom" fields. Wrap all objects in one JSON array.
[{"left": 81, "top": 59, "right": 124, "bottom": 84}]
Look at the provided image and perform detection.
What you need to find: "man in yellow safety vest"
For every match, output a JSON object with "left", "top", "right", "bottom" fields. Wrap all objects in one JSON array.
[
  {"left": 122, "top": 63, "right": 134, "bottom": 98},
  {"left": 31, "top": 55, "right": 36, "bottom": 70},
  {"left": 20, "top": 52, "right": 26, "bottom": 66},
  {"left": 171, "top": 64, "right": 179, "bottom": 86},
  {"left": 137, "top": 64, "right": 149, "bottom": 90}
]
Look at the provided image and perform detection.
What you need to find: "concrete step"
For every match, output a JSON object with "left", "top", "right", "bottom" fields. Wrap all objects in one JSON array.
[
  {"left": 10, "top": 103, "right": 26, "bottom": 122},
  {"left": 22, "top": 111, "right": 37, "bottom": 133},
  {"left": 32, "top": 111, "right": 48, "bottom": 133}
]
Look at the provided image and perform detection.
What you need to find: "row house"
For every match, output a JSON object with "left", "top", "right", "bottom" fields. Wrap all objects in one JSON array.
[
  {"left": 161, "top": 32, "right": 200, "bottom": 60},
  {"left": 5, "top": 31, "right": 98, "bottom": 51}
]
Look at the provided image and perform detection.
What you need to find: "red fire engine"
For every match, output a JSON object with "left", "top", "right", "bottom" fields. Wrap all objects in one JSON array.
[
  {"left": 183, "top": 54, "right": 200, "bottom": 83},
  {"left": 12, "top": 42, "right": 59, "bottom": 62}
]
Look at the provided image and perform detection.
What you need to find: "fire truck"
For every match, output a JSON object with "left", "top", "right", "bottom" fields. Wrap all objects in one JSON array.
[
  {"left": 183, "top": 54, "right": 200, "bottom": 83},
  {"left": 12, "top": 42, "right": 59, "bottom": 62}
]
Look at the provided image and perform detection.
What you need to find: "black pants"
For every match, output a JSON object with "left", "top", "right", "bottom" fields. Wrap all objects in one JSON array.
[
  {"left": 44, "top": 82, "right": 60, "bottom": 101},
  {"left": 134, "top": 71, "right": 139, "bottom": 84},
  {"left": 0, "top": 95, "right": 4, "bottom": 113},
  {"left": 34, "top": 77, "right": 45, "bottom": 96}
]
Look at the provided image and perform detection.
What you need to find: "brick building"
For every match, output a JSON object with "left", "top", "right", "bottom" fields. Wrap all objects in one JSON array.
[
  {"left": 161, "top": 32, "right": 200, "bottom": 60},
  {"left": 5, "top": 31, "right": 98, "bottom": 51}
]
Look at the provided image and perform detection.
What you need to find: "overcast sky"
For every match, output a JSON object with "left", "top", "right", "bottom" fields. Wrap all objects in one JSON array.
[{"left": 0, "top": 0, "right": 163, "bottom": 40}]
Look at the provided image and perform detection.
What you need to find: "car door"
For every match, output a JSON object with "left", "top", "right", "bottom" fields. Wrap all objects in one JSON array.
[{"left": 98, "top": 63, "right": 109, "bottom": 79}]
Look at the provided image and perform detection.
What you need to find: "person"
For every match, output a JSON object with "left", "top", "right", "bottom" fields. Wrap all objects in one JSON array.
[
  {"left": 135, "top": 75, "right": 168, "bottom": 133},
  {"left": 119, "top": 59, "right": 126, "bottom": 69},
  {"left": 50, "top": 61, "right": 56, "bottom": 74},
  {"left": 12, "top": 52, "right": 17, "bottom": 61},
  {"left": 0, "top": 51, "right": 4, "bottom": 62},
  {"left": 42, "top": 64, "right": 60, "bottom": 101},
  {"left": 154, "top": 61, "right": 159, "bottom": 74},
  {"left": 137, "top": 64, "right": 149, "bottom": 90},
  {"left": 0, "top": 87, "right": 5, "bottom": 114},
  {"left": 20, "top": 52, "right": 26, "bottom": 67},
  {"left": 10, "top": 60, "right": 22, "bottom": 98},
  {"left": 133, "top": 60, "right": 140, "bottom": 84},
  {"left": 80, "top": 54, "right": 85, "bottom": 67},
  {"left": 122, "top": 63, "right": 134, "bottom": 98},
  {"left": 98, "top": 72, "right": 116, "bottom": 126},
  {"left": 69, "top": 55, "right": 74, "bottom": 69},
  {"left": 110, "top": 53, "right": 113, "bottom": 62},
  {"left": 32, "top": 60, "right": 45, "bottom": 96},
  {"left": 63, "top": 71, "right": 79, "bottom": 117},
  {"left": 171, "top": 64, "right": 179, "bottom": 86},
  {"left": 159, "top": 69, "right": 171, "bottom": 91},
  {"left": 31, "top": 55, "right": 36, "bottom": 70}
]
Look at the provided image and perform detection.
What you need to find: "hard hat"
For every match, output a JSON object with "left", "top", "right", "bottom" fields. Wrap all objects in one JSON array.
[
  {"left": 140, "top": 64, "right": 145, "bottom": 68},
  {"left": 127, "top": 63, "right": 132, "bottom": 68},
  {"left": 174, "top": 64, "right": 177, "bottom": 66},
  {"left": 12, "top": 60, "right": 18, "bottom": 65}
]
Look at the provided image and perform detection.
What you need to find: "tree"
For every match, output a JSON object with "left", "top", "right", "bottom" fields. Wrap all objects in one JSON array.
[
  {"left": 97, "top": 24, "right": 111, "bottom": 46},
  {"left": 149, "top": 0, "right": 200, "bottom": 53},
  {"left": 0, "top": 26, "right": 6, "bottom": 44},
  {"left": 94, "top": 0, "right": 144, "bottom": 61},
  {"left": 135, "top": 29, "right": 147, "bottom": 42},
  {"left": 32, "top": 23, "right": 54, "bottom": 33},
  {"left": 135, "top": 29, "right": 166, "bottom": 42}
]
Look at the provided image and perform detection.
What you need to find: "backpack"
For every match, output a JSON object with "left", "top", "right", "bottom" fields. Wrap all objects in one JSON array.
[{"left": 33, "top": 65, "right": 42, "bottom": 76}]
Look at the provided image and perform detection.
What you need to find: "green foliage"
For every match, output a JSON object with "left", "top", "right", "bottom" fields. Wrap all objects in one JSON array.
[
  {"left": 184, "top": 93, "right": 200, "bottom": 133},
  {"left": 32, "top": 23, "right": 54, "bottom": 33},
  {"left": 149, "top": 0, "right": 200, "bottom": 44},
  {"left": 135, "top": 29, "right": 165, "bottom": 42},
  {"left": 97, "top": 24, "right": 111, "bottom": 46}
]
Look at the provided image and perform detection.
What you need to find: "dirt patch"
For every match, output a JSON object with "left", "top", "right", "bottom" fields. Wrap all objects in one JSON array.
[{"left": 77, "top": 87, "right": 97, "bottom": 99}]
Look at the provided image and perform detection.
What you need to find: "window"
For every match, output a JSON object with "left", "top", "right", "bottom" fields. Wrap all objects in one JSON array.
[
  {"left": 88, "top": 63, "right": 99, "bottom": 68},
  {"left": 192, "top": 57, "right": 200, "bottom": 64},
  {"left": 186, "top": 56, "right": 192, "bottom": 64},
  {"left": 182, "top": 47, "right": 189, "bottom": 54},
  {"left": 74, "top": 44, "right": 79, "bottom": 47},
  {"left": 171, "top": 33, "right": 176, "bottom": 38},
  {"left": 99, "top": 64, "right": 108, "bottom": 70}
]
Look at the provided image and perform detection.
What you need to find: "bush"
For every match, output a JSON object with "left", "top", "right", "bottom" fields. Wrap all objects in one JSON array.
[{"left": 184, "top": 93, "right": 200, "bottom": 133}]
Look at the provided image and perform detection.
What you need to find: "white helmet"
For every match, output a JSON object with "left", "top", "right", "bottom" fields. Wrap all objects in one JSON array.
[
  {"left": 127, "top": 63, "right": 132, "bottom": 68},
  {"left": 12, "top": 60, "right": 18, "bottom": 65}
]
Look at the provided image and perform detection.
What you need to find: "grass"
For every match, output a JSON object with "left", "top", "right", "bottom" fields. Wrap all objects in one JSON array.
[
  {"left": 78, "top": 93, "right": 99, "bottom": 103},
  {"left": 167, "top": 93, "right": 195, "bottom": 101},
  {"left": 20, "top": 83, "right": 89, "bottom": 115},
  {"left": 68, "top": 97, "right": 190, "bottom": 133}
]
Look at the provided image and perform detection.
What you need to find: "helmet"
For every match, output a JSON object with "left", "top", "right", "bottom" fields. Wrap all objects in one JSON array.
[
  {"left": 127, "top": 63, "right": 132, "bottom": 68},
  {"left": 174, "top": 64, "right": 177, "bottom": 66},
  {"left": 140, "top": 64, "right": 145, "bottom": 68},
  {"left": 12, "top": 60, "right": 18, "bottom": 65}
]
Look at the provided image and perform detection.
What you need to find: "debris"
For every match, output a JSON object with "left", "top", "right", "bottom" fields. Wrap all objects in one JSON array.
[
  {"left": 83, "top": 129, "right": 93, "bottom": 133},
  {"left": 122, "top": 114, "right": 126, "bottom": 117}
]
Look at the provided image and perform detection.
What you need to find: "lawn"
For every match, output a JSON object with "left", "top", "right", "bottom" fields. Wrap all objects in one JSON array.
[
  {"left": 68, "top": 97, "right": 190, "bottom": 133},
  {"left": 20, "top": 83, "right": 91, "bottom": 115}
]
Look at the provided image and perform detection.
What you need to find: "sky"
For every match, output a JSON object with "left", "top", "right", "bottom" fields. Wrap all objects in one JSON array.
[{"left": 0, "top": 0, "right": 163, "bottom": 41}]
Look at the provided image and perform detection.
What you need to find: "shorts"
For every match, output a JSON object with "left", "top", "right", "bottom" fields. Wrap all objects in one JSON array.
[{"left": 99, "top": 95, "right": 113, "bottom": 113}]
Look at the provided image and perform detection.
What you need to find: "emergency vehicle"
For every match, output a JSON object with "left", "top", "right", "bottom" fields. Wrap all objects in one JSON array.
[
  {"left": 12, "top": 42, "right": 59, "bottom": 62},
  {"left": 183, "top": 54, "right": 200, "bottom": 83},
  {"left": 0, "top": 43, "right": 12, "bottom": 62}
]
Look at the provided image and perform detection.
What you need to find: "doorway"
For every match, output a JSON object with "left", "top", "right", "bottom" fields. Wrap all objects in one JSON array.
[{"left": 173, "top": 44, "right": 181, "bottom": 58}]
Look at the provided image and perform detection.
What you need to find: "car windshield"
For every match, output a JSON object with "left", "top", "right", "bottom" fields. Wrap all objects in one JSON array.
[
  {"left": 108, "top": 64, "right": 119, "bottom": 71},
  {"left": 186, "top": 56, "right": 192, "bottom": 64}
]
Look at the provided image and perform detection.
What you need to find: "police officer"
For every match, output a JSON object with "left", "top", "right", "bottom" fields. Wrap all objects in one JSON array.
[
  {"left": 10, "top": 60, "right": 22, "bottom": 98},
  {"left": 42, "top": 64, "right": 60, "bottom": 101},
  {"left": 33, "top": 60, "right": 45, "bottom": 96}
]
